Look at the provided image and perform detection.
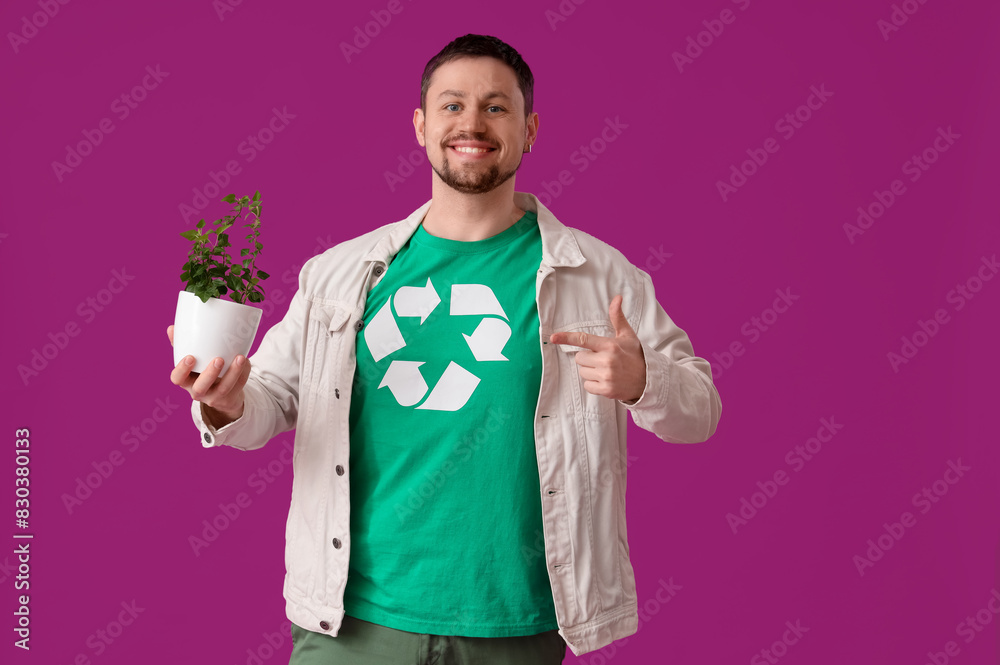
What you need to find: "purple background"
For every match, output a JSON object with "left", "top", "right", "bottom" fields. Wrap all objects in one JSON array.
[{"left": 4, "top": 0, "right": 1000, "bottom": 663}]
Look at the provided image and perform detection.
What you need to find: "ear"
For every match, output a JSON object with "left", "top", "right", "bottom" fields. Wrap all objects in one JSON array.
[
  {"left": 525, "top": 111, "right": 539, "bottom": 146},
  {"left": 413, "top": 108, "right": 425, "bottom": 147}
]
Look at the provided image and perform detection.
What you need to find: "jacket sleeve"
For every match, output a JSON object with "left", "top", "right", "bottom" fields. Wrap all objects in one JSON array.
[
  {"left": 190, "top": 258, "right": 314, "bottom": 451},
  {"left": 619, "top": 266, "right": 722, "bottom": 444}
]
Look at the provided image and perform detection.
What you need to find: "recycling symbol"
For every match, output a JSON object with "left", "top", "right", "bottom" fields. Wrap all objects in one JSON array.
[{"left": 363, "top": 277, "right": 510, "bottom": 411}]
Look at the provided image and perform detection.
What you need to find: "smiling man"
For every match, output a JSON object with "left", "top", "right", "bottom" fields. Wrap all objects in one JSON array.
[
  {"left": 415, "top": 49, "right": 538, "bottom": 242},
  {"left": 170, "top": 33, "right": 721, "bottom": 665}
]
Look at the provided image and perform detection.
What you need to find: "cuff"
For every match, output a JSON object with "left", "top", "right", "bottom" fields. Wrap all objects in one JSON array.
[
  {"left": 192, "top": 400, "right": 245, "bottom": 448},
  {"left": 619, "top": 338, "right": 669, "bottom": 412}
]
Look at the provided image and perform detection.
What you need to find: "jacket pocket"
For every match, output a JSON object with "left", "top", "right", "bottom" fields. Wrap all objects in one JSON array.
[
  {"left": 310, "top": 300, "right": 351, "bottom": 334},
  {"left": 554, "top": 322, "right": 617, "bottom": 421},
  {"left": 302, "top": 300, "right": 351, "bottom": 410}
]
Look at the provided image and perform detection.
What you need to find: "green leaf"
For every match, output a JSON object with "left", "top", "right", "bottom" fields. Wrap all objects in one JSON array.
[
  {"left": 256, "top": 270, "right": 270, "bottom": 280},
  {"left": 255, "top": 241, "right": 262, "bottom": 251},
  {"left": 222, "top": 194, "right": 236, "bottom": 203},
  {"left": 240, "top": 248, "right": 250, "bottom": 257},
  {"left": 179, "top": 230, "right": 199, "bottom": 240},
  {"left": 253, "top": 190, "right": 261, "bottom": 202}
]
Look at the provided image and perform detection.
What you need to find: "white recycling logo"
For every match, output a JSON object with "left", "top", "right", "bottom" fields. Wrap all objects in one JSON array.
[{"left": 364, "top": 277, "right": 510, "bottom": 411}]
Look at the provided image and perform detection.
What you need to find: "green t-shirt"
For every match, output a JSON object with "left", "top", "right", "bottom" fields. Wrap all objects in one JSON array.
[{"left": 344, "top": 210, "right": 558, "bottom": 636}]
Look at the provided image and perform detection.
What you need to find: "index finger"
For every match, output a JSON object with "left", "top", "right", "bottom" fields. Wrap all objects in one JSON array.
[{"left": 547, "top": 330, "right": 612, "bottom": 351}]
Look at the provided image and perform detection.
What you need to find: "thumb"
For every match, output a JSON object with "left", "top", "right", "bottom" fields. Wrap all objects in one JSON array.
[{"left": 609, "top": 295, "right": 636, "bottom": 339}]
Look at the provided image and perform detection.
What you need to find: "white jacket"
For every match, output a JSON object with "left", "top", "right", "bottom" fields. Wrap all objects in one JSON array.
[{"left": 191, "top": 191, "right": 722, "bottom": 656}]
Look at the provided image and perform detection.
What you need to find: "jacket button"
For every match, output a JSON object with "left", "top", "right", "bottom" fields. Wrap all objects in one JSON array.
[
  {"left": 203, "top": 432, "right": 212, "bottom": 443},
  {"left": 336, "top": 465, "right": 344, "bottom": 476},
  {"left": 320, "top": 621, "right": 331, "bottom": 631},
  {"left": 332, "top": 538, "right": 341, "bottom": 548},
  {"left": 374, "top": 265, "right": 385, "bottom": 276},
  {"left": 354, "top": 320, "right": 364, "bottom": 331}
]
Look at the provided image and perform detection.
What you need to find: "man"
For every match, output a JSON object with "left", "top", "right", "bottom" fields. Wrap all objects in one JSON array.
[{"left": 168, "top": 34, "right": 721, "bottom": 664}]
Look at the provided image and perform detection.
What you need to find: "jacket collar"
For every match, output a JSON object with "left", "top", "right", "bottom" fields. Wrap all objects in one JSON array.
[{"left": 362, "top": 191, "right": 586, "bottom": 268}]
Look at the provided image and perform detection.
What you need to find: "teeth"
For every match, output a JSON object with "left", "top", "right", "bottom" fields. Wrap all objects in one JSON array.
[{"left": 453, "top": 146, "right": 491, "bottom": 153}]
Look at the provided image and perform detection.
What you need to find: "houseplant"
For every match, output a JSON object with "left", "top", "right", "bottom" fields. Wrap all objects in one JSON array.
[{"left": 172, "top": 191, "right": 270, "bottom": 376}]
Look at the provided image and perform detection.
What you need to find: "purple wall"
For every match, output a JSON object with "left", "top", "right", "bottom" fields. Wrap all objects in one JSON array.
[{"left": 3, "top": 0, "right": 999, "bottom": 663}]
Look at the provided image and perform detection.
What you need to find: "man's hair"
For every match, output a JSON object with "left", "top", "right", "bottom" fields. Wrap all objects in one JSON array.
[{"left": 420, "top": 34, "right": 534, "bottom": 118}]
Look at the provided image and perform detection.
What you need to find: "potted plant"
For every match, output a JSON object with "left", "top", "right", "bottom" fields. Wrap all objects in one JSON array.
[{"left": 172, "top": 191, "right": 271, "bottom": 376}]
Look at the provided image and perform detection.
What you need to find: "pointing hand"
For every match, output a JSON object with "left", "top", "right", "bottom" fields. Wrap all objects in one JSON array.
[{"left": 548, "top": 295, "right": 647, "bottom": 403}]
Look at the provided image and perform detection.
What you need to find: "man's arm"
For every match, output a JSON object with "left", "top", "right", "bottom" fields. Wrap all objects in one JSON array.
[
  {"left": 190, "top": 260, "right": 313, "bottom": 450},
  {"left": 200, "top": 401, "right": 243, "bottom": 430},
  {"left": 621, "top": 267, "right": 722, "bottom": 444}
]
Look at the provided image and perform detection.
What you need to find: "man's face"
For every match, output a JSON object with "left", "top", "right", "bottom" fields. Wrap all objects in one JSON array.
[{"left": 414, "top": 56, "right": 538, "bottom": 195}]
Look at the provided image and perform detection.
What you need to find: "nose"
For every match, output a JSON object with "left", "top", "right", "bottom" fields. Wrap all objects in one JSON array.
[{"left": 455, "top": 107, "right": 487, "bottom": 135}]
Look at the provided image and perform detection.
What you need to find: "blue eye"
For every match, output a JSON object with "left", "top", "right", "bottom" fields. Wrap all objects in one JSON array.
[
  {"left": 445, "top": 103, "right": 460, "bottom": 111},
  {"left": 488, "top": 106, "right": 504, "bottom": 113}
]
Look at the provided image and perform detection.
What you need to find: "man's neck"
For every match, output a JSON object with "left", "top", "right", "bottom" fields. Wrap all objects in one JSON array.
[{"left": 420, "top": 179, "right": 524, "bottom": 242}]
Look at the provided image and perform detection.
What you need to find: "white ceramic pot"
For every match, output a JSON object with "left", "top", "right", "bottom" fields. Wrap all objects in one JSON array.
[{"left": 173, "top": 290, "right": 262, "bottom": 377}]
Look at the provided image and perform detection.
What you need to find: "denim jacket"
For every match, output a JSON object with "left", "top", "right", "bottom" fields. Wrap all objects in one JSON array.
[{"left": 190, "top": 191, "right": 722, "bottom": 656}]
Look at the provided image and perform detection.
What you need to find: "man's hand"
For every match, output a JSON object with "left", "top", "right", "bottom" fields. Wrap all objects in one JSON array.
[
  {"left": 548, "top": 295, "right": 647, "bottom": 403},
  {"left": 167, "top": 324, "right": 249, "bottom": 427}
]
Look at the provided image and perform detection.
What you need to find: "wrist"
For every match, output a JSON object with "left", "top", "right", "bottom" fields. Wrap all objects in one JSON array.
[{"left": 202, "top": 402, "right": 243, "bottom": 429}]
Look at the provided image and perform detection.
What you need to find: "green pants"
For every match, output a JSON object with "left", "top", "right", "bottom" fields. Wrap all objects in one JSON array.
[{"left": 289, "top": 614, "right": 567, "bottom": 665}]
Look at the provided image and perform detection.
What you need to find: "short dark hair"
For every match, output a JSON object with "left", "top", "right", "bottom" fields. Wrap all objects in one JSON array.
[{"left": 420, "top": 34, "right": 534, "bottom": 118}]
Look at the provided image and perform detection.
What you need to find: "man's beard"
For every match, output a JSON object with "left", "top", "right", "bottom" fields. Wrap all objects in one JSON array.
[{"left": 432, "top": 148, "right": 522, "bottom": 194}]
